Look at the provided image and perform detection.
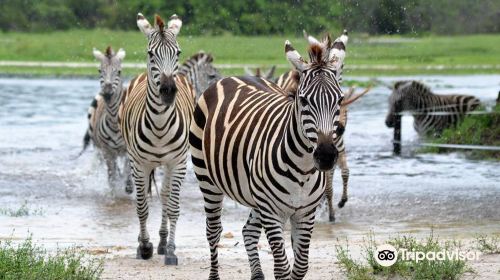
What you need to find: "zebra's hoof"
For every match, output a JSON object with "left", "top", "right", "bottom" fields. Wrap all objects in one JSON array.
[
  {"left": 136, "top": 242, "right": 153, "bottom": 260},
  {"left": 329, "top": 215, "right": 336, "bottom": 223},
  {"left": 157, "top": 240, "right": 167, "bottom": 255},
  {"left": 164, "top": 253, "right": 178, "bottom": 265},
  {"left": 338, "top": 198, "right": 348, "bottom": 208},
  {"left": 251, "top": 271, "right": 265, "bottom": 280}
]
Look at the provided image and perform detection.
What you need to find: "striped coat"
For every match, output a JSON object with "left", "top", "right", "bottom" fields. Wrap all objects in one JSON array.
[
  {"left": 190, "top": 39, "right": 345, "bottom": 280},
  {"left": 385, "top": 80, "right": 481, "bottom": 136}
]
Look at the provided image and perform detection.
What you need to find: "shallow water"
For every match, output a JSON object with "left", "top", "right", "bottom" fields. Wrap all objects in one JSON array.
[{"left": 0, "top": 75, "right": 499, "bottom": 251}]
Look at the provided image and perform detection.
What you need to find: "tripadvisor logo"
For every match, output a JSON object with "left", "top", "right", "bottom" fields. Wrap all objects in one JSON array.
[{"left": 374, "top": 244, "right": 481, "bottom": 267}]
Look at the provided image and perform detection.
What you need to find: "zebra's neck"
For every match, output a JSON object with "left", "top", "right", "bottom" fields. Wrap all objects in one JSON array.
[
  {"left": 179, "top": 61, "right": 202, "bottom": 97},
  {"left": 280, "top": 103, "right": 316, "bottom": 176}
]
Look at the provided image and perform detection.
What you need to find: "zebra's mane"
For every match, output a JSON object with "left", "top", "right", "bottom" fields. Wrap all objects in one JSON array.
[
  {"left": 396, "top": 80, "right": 434, "bottom": 97},
  {"left": 105, "top": 46, "right": 114, "bottom": 58}
]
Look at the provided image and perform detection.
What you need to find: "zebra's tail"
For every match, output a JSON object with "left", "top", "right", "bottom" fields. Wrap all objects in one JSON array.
[
  {"left": 74, "top": 130, "right": 91, "bottom": 159},
  {"left": 148, "top": 170, "right": 160, "bottom": 200}
]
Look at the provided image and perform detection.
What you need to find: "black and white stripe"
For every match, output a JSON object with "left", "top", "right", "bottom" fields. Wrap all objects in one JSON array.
[
  {"left": 179, "top": 51, "right": 222, "bottom": 99},
  {"left": 80, "top": 46, "right": 132, "bottom": 194},
  {"left": 119, "top": 13, "right": 194, "bottom": 264},
  {"left": 190, "top": 38, "right": 344, "bottom": 280},
  {"left": 385, "top": 80, "right": 481, "bottom": 136}
]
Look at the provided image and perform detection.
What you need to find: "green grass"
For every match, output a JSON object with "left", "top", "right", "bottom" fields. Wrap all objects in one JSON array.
[
  {"left": 336, "top": 232, "right": 472, "bottom": 280},
  {"left": 0, "top": 201, "right": 44, "bottom": 217},
  {"left": 423, "top": 104, "right": 500, "bottom": 159},
  {"left": 0, "top": 237, "right": 102, "bottom": 280},
  {"left": 474, "top": 235, "right": 500, "bottom": 254},
  {"left": 0, "top": 30, "right": 499, "bottom": 77}
]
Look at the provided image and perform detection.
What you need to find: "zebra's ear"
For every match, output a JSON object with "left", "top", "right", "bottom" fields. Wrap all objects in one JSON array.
[
  {"left": 167, "top": 14, "right": 182, "bottom": 37},
  {"left": 116, "top": 48, "right": 126, "bottom": 61},
  {"left": 137, "top": 13, "right": 153, "bottom": 37},
  {"left": 92, "top": 48, "right": 105, "bottom": 61},
  {"left": 285, "top": 40, "right": 308, "bottom": 72},
  {"left": 303, "top": 30, "right": 320, "bottom": 45}
]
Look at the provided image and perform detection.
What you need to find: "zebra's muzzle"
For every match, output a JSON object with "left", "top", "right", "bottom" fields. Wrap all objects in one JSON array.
[
  {"left": 159, "top": 75, "right": 177, "bottom": 106},
  {"left": 313, "top": 142, "right": 338, "bottom": 171},
  {"left": 101, "top": 83, "right": 113, "bottom": 101}
]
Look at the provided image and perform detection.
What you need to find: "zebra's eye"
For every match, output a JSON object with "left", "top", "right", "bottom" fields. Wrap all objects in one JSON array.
[
  {"left": 117, "top": 70, "right": 122, "bottom": 75},
  {"left": 299, "top": 96, "right": 308, "bottom": 107},
  {"left": 148, "top": 51, "right": 154, "bottom": 58},
  {"left": 98, "top": 69, "right": 101, "bottom": 73},
  {"left": 177, "top": 50, "right": 182, "bottom": 56}
]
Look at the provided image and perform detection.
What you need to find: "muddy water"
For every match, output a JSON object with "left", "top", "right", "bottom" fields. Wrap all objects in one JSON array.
[{"left": 0, "top": 75, "right": 499, "bottom": 253}]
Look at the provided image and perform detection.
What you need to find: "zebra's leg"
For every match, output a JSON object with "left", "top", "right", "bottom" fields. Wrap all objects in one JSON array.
[
  {"left": 242, "top": 209, "right": 264, "bottom": 280},
  {"left": 202, "top": 182, "right": 224, "bottom": 280},
  {"left": 262, "top": 212, "right": 290, "bottom": 280},
  {"left": 162, "top": 163, "right": 186, "bottom": 265},
  {"left": 158, "top": 166, "right": 171, "bottom": 256},
  {"left": 103, "top": 151, "right": 119, "bottom": 189},
  {"left": 131, "top": 162, "right": 154, "bottom": 260},
  {"left": 338, "top": 153, "right": 349, "bottom": 208},
  {"left": 290, "top": 211, "right": 315, "bottom": 280},
  {"left": 123, "top": 157, "right": 133, "bottom": 194},
  {"left": 325, "top": 169, "right": 335, "bottom": 222}
]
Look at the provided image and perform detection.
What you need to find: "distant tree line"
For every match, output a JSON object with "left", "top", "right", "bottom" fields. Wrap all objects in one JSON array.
[{"left": 1, "top": 0, "right": 499, "bottom": 35}]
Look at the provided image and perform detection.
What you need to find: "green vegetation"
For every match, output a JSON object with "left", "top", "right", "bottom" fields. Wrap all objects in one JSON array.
[
  {"left": 1, "top": 0, "right": 499, "bottom": 36},
  {"left": 0, "top": 31, "right": 499, "bottom": 77},
  {"left": 0, "top": 237, "right": 102, "bottom": 279},
  {"left": 474, "top": 235, "right": 500, "bottom": 254},
  {"left": 336, "top": 232, "right": 472, "bottom": 280},
  {"left": 424, "top": 104, "right": 500, "bottom": 159},
  {"left": 0, "top": 201, "right": 43, "bottom": 217}
]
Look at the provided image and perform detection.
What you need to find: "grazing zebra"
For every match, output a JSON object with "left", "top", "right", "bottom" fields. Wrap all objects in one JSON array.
[
  {"left": 119, "top": 13, "right": 194, "bottom": 264},
  {"left": 385, "top": 80, "right": 481, "bottom": 136},
  {"left": 80, "top": 46, "right": 132, "bottom": 194},
  {"left": 179, "top": 51, "right": 222, "bottom": 99},
  {"left": 276, "top": 30, "right": 369, "bottom": 222},
  {"left": 190, "top": 36, "right": 345, "bottom": 279}
]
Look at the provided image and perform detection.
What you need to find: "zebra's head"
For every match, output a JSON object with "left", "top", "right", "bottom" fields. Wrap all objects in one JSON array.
[
  {"left": 137, "top": 13, "right": 182, "bottom": 106},
  {"left": 385, "top": 80, "right": 415, "bottom": 127},
  {"left": 285, "top": 37, "right": 345, "bottom": 172},
  {"left": 184, "top": 52, "right": 222, "bottom": 98},
  {"left": 92, "top": 46, "right": 125, "bottom": 102}
]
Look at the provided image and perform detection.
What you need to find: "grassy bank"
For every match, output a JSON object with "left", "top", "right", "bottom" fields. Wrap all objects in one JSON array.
[
  {"left": 0, "top": 30, "right": 499, "bottom": 77},
  {"left": 0, "top": 238, "right": 102, "bottom": 279},
  {"left": 423, "top": 104, "right": 500, "bottom": 160}
]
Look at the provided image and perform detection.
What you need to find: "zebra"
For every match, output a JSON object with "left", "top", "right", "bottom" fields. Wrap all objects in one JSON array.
[
  {"left": 275, "top": 30, "right": 371, "bottom": 222},
  {"left": 244, "top": 65, "right": 277, "bottom": 81},
  {"left": 385, "top": 80, "right": 481, "bottom": 136},
  {"left": 119, "top": 13, "right": 194, "bottom": 265},
  {"left": 190, "top": 36, "right": 345, "bottom": 280},
  {"left": 79, "top": 46, "right": 133, "bottom": 194},
  {"left": 179, "top": 51, "right": 222, "bottom": 99}
]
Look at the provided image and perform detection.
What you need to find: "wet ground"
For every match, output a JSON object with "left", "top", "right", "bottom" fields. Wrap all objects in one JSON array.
[{"left": 0, "top": 75, "right": 499, "bottom": 272}]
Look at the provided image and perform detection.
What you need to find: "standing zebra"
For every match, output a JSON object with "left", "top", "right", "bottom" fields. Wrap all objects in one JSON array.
[
  {"left": 190, "top": 36, "right": 345, "bottom": 280},
  {"left": 179, "top": 51, "right": 222, "bottom": 99},
  {"left": 385, "top": 80, "right": 481, "bottom": 136},
  {"left": 119, "top": 13, "right": 194, "bottom": 264},
  {"left": 275, "top": 30, "right": 371, "bottom": 222},
  {"left": 80, "top": 46, "right": 132, "bottom": 194}
]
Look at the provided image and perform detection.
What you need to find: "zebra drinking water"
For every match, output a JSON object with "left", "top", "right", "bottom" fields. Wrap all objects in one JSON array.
[
  {"left": 385, "top": 80, "right": 481, "bottom": 136},
  {"left": 119, "top": 13, "right": 194, "bottom": 265},
  {"left": 190, "top": 36, "right": 345, "bottom": 280},
  {"left": 80, "top": 46, "right": 133, "bottom": 194}
]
